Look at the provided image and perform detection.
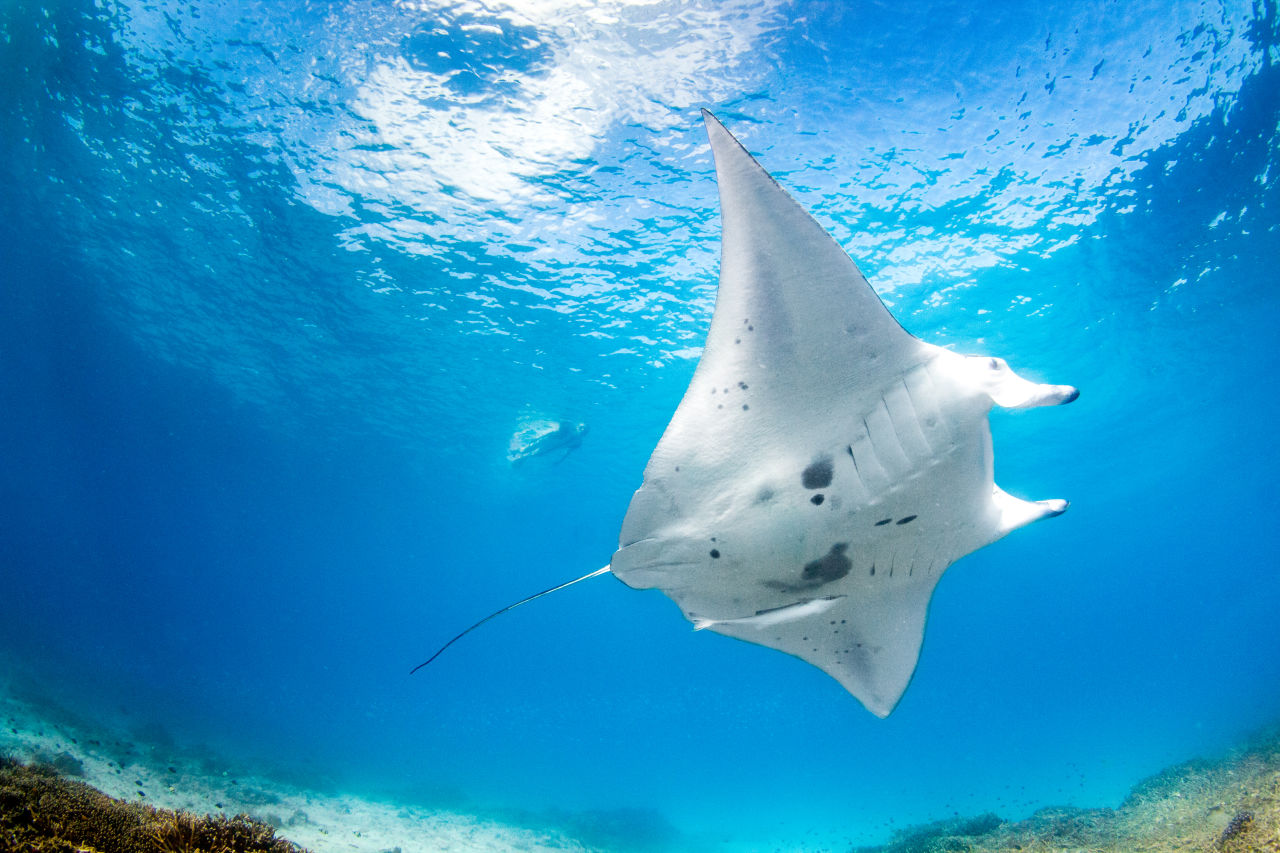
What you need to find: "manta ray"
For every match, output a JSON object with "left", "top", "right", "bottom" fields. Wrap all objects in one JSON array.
[{"left": 415, "top": 111, "right": 1077, "bottom": 717}]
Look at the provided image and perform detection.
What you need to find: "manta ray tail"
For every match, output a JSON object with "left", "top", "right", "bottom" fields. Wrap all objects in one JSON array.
[{"left": 410, "top": 566, "right": 612, "bottom": 674}]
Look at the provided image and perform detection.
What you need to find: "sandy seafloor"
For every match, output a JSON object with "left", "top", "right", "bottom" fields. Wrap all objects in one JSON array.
[
  {"left": 5, "top": 674, "right": 1280, "bottom": 853},
  {"left": 0, "top": 681, "right": 595, "bottom": 853}
]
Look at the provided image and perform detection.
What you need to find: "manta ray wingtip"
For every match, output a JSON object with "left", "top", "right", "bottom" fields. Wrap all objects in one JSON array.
[{"left": 700, "top": 108, "right": 726, "bottom": 133}]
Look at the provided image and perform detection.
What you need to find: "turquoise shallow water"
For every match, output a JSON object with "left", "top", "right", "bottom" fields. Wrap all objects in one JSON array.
[{"left": 2, "top": 0, "right": 1279, "bottom": 849}]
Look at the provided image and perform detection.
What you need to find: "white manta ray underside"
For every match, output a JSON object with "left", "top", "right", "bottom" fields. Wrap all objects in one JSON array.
[{"left": 418, "top": 111, "right": 1077, "bottom": 718}]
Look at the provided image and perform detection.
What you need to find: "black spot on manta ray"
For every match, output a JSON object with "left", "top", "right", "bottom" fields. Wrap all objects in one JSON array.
[
  {"left": 801, "top": 542, "right": 851, "bottom": 585},
  {"left": 764, "top": 542, "right": 853, "bottom": 594},
  {"left": 742, "top": 404, "right": 749, "bottom": 411},
  {"left": 801, "top": 456, "right": 834, "bottom": 489},
  {"left": 810, "top": 494, "right": 824, "bottom": 505},
  {"left": 896, "top": 515, "right": 918, "bottom": 525},
  {"left": 875, "top": 518, "right": 891, "bottom": 526},
  {"left": 710, "top": 549, "right": 720, "bottom": 559},
  {"left": 738, "top": 381, "right": 748, "bottom": 389}
]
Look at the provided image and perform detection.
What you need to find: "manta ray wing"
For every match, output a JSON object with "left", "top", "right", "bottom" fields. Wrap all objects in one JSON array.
[{"left": 610, "top": 111, "right": 1076, "bottom": 717}]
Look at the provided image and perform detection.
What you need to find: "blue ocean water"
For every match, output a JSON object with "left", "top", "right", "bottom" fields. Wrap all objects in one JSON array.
[{"left": 2, "top": 0, "right": 1279, "bottom": 848}]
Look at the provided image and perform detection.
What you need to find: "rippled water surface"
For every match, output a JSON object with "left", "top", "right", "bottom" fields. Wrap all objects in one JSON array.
[{"left": 2, "top": 0, "right": 1279, "bottom": 848}]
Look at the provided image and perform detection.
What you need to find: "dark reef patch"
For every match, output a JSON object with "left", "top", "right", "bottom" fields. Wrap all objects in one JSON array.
[
  {"left": 854, "top": 723, "right": 1280, "bottom": 852},
  {"left": 0, "top": 757, "right": 304, "bottom": 853}
]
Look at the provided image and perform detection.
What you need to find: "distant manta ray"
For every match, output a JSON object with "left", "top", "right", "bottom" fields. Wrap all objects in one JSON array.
[{"left": 414, "top": 111, "right": 1077, "bottom": 717}]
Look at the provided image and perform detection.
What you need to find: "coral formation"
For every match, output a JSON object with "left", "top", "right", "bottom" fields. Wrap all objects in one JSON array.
[
  {"left": 5, "top": 682, "right": 1280, "bottom": 853},
  {"left": 1218, "top": 810, "right": 1254, "bottom": 849},
  {"left": 0, "top": 757, "right": 307, "bottom": 853},
  {"left": 871, "top": 813, "right": 1005, "bottom": 853},
  {"left": 856, "top": 728, "right": 1280, "bottom": 853}
]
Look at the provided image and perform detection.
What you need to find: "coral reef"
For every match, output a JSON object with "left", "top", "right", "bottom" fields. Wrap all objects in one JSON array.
[
  {"left": 0, "top": 757, "right": 307, "bottom": 853},
  {"left": 5, "top": 670, "right": 1280, "bottom": 853},
  {"left": 857, "top": 729, "right": 1280, "bottom": 853}
]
